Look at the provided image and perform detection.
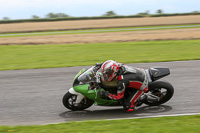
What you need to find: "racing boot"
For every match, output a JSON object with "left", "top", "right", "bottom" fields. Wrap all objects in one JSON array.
[
  {"left": 126, "top": 105, "right": 135, "bottom": 112},
  {"left": 127, "top": 90, "right": 145, "bottom": 112}
]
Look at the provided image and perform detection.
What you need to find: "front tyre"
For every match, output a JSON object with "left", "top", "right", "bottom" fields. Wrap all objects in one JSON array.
[
  {"left": 144, "top": 81, "right": 174, "bottom": 106},
  {"left": 62, "top": 92, "right": 94, "bottom": 111}
]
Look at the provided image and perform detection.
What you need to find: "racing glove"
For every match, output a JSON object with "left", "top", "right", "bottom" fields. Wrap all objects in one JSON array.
[{"left": 99, "top": 89, "right": 110, "bottom": 99}]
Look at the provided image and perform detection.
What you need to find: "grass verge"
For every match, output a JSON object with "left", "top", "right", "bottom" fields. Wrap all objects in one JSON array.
[
  {"left": 0, "top": 24, "right": 200, "bottom": 38},
  {"left": 0, "top": 115, "right": 200, "bottom": 133},
  {"left": 0, "top": 39, "right": 200, "bottom": 71}
]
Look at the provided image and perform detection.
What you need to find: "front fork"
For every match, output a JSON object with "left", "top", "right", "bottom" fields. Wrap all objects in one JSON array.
[{"left": 69, "top": 87, "right": 84, "bottom": 104}]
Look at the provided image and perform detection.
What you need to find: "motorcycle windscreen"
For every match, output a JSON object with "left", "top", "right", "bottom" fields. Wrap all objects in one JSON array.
[
  {"left": 77, "top": 66, "right": 96, "bottom": 84},
  {"left": 73, "top": 68, "right": 86, "bottom": 86}
]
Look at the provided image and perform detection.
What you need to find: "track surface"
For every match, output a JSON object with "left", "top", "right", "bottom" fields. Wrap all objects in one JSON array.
[{"left": 0, "top": 60, "right": 200, "bottom": 125}]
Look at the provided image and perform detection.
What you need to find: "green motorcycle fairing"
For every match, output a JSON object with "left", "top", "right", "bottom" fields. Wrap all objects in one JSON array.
[
  {"left": 72, "top": 68, "right": 118, "bottom": 106},
  {"left": 73, "top": 84, "right": 118, "bottom": 106}
]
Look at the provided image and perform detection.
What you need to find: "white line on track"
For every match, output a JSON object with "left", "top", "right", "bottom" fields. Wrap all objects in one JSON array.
[
  {"left": 104, "top": 112, "right": 200, "bottom": 121},
  {"left": 1, "top": 25, "right": 200, "bottom": 37},
  {"left": 43, "top": 112, "right": 200, "bottom": 125}
]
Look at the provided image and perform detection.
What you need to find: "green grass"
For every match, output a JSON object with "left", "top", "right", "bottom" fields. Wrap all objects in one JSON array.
[
  {"left": 0, "top": 24, "right": 200, "bottom": 38},
  {"left": 1, "top": 115, "right": 200, "bottom": 133},
  {"left": 0, "top": 39, "right": 200, "bottom": 71}
]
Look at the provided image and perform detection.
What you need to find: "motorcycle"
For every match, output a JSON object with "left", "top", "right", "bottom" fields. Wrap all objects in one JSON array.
[{"left": 62, "top": 66, "right": 174, "bottom": 111}]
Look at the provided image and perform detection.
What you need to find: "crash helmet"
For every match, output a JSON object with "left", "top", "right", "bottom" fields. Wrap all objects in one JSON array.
[{"left": 101, "top": 60, "right": 121, "bottom": 81}]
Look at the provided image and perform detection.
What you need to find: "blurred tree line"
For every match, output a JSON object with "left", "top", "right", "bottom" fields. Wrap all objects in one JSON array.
[
  {"left": 1, "top": 9, "right": 200, "bottom": 21},
  {"left": 31, "top": 13, "right": 69, "bottom": 19},
  {"left": 1, "top": 10, "right": 163, "bottom": 20}
]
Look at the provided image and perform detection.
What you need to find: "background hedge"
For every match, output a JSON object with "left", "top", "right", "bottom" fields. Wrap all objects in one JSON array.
[{"left": 1, "top": 12, "right": 200, "bottom": 24}]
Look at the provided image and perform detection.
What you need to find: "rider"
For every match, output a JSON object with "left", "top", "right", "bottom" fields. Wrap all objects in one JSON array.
[{"left": 96, "top": 60, "right": 148, "bottom": 112}]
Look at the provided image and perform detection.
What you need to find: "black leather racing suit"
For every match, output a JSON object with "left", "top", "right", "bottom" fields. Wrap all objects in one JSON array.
[{"left": 100, "top": 64, "right": 148, "bottom": 110}]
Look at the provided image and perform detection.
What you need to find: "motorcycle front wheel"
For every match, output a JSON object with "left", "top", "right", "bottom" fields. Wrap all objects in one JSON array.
[
  {"left": 144, "top": 81, "right": 174, "bottom": 106},
  {"left": 62, "top": 92, "right": 94, "bottom": 111}
]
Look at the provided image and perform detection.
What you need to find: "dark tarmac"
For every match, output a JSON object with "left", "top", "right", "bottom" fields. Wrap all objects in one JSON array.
[{"left": 0, "top": 60, "right": 200, "bottom": 125}]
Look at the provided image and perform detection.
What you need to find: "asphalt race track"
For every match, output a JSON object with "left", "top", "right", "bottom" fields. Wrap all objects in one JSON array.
[{"left": 0, "top": 60, "right": 200, "bottom": 125}]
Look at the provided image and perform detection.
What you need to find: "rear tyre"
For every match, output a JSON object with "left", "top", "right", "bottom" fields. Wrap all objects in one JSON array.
[
  {"left": 144, "top": 81, "right": 174, "bottom": 106},
  {"left": 62, "top": 92, "right": 94, "bottom": 111}
]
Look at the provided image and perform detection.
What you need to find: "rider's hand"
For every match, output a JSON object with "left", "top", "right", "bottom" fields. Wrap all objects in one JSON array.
[
  {"left": 94, "top": 63, "right": 103, "bottom": 72},
  {"left": 99, "top": 89, "right": 109, "bottom": 99}
]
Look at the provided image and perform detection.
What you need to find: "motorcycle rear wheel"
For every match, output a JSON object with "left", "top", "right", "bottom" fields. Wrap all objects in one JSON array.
[
  {"left": 62, "top": 92, "right": 94, "bottom": 111},
  {"left": 144, "top": 81, "right": 174, "bottom": 106}
]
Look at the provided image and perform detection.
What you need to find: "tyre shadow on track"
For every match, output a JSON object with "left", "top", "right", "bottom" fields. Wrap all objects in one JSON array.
[{"left": 59, "top": 105, "right": 172, "bottom": 122}]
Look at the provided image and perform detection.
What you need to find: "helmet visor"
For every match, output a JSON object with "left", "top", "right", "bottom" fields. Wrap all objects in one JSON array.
[{"left": 102, "top": 68, "right": 114, "bottom": 81}]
